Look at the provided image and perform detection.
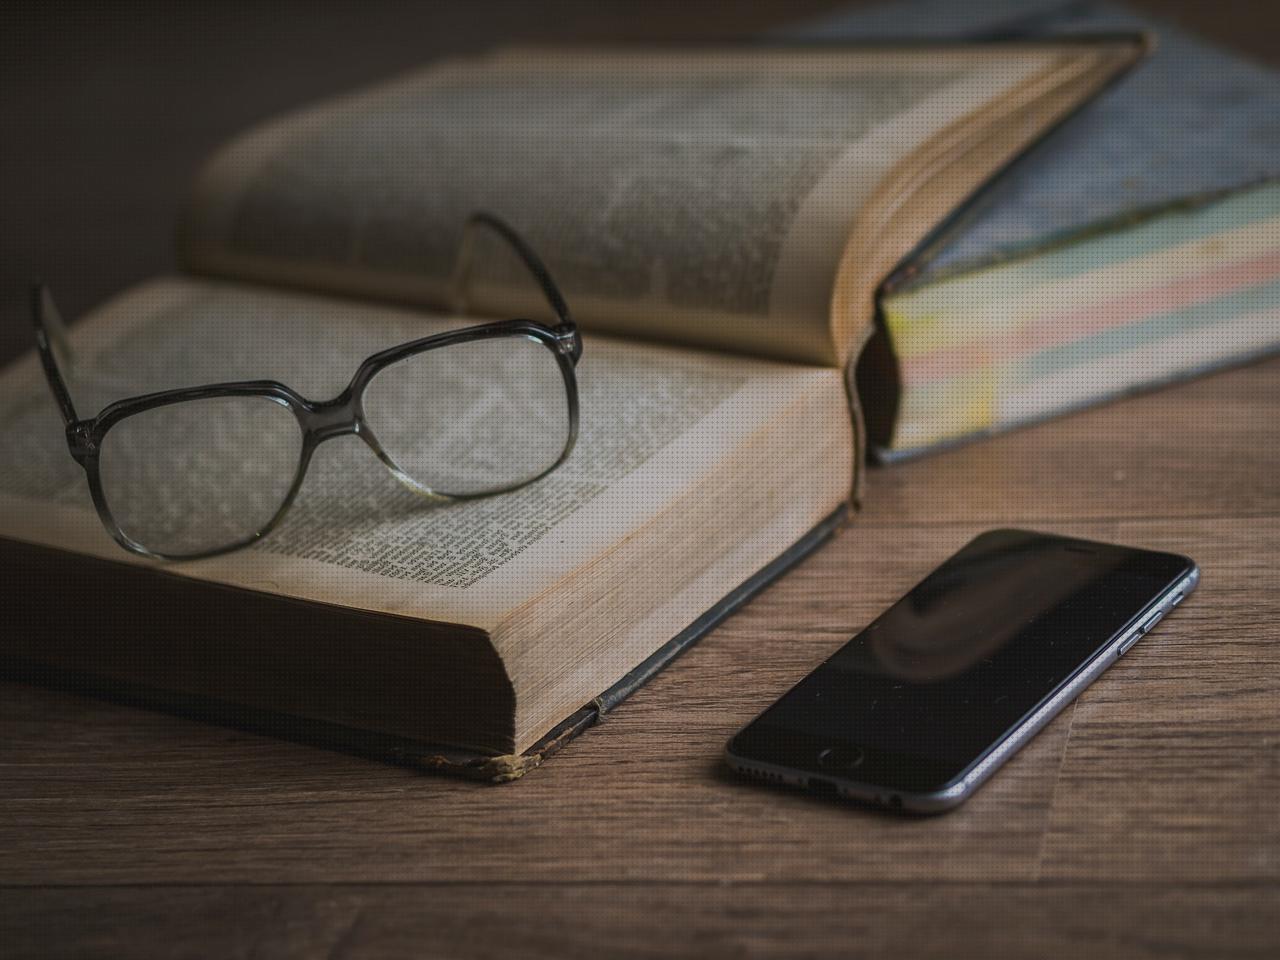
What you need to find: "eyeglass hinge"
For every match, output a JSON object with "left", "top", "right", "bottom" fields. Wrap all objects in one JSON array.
[
  {"left": 66, "top": 421, "right": 96, "bottom": 463},
  {"left": 555, "top": 325, "right": 583, "bottom": 363}
]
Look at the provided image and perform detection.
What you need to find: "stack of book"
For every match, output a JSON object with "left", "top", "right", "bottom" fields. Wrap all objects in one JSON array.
[{"left": 793, "top": 0, "right": 1280, "bottom": 457}]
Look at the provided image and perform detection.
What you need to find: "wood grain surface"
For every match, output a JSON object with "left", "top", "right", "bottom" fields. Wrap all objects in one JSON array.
[{"left": 2, "top": 2, "right": 1278, "bottom": 958}]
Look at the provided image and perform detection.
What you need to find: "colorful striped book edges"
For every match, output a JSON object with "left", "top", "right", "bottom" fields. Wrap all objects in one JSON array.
[
  {"left": 795, "top": 0, "right": 1280, "bottom": 459},
  {"left": 884, "top": 182, "right": 1280, "bottom": 454}
]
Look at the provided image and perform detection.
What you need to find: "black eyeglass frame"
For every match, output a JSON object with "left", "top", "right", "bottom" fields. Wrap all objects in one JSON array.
[{"left": 32, "top": 212, "right": 583, "bottom": 562}]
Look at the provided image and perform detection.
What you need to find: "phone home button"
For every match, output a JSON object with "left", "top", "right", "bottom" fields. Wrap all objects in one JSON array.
[{"left": 818, "top": 745, "right": 865, "bottom": 771}]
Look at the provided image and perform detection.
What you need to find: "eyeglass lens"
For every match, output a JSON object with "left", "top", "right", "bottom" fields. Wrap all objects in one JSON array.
[
  {"left": 362, "top": 334, "right": 571, "bottom": 497},
  {"left": 98, "top": 394, "right": 304, "bottom": 558}
]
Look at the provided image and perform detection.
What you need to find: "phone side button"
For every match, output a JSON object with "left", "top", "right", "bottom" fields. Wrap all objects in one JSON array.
[
  {"left": 1118, "top": 627, "right": 1143, "bottom": 656},
  {"left": 1141, "top": 607, "right": 1167, "bottom": 633},
  {"left": 1122, "top": 602, "right": 1173, "bottom": 655}
]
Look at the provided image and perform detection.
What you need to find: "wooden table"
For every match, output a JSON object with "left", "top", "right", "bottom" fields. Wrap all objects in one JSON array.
[{"left": 2, "top": 2, "right": 1277, "bottom": 957}]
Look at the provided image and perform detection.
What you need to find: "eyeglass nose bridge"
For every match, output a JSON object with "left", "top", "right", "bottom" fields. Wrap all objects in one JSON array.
[{"left": 300, "top": 395, "right": 364, "bottom": 445}]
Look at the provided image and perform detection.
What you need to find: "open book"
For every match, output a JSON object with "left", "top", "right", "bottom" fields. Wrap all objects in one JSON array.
[{"left": 0, "top": 42, "right": 1140, "bottom": 778}]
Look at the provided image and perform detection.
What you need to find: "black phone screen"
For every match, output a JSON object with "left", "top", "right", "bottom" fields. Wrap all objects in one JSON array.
[{"left": 729, "top": 529, "right": 1194, "bottom": 795}]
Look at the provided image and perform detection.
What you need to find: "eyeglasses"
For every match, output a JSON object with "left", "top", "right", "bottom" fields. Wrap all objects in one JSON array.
[{"left": 33, "top": 213, "right": 582, "bottom": 561}]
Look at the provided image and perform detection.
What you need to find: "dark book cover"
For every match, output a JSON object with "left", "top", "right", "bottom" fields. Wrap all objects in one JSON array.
[{"left": 786, "top": 0, "right": 1280, "bottom": 285}]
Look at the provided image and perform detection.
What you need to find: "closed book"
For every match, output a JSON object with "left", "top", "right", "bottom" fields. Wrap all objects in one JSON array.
[{"left": 789, "top": 0, "right": 1280, "bottom": 458}]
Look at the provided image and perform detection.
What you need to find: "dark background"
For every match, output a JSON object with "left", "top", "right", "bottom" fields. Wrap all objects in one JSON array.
[{"left": 1, "top": 0, "right": 1273, "bottom": 371}]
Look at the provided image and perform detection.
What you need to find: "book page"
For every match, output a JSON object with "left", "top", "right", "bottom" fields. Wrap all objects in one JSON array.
[
  {"left": 181, "top": 45, "right": 1135, "bottom": 366},
  {"left": 0, "top": 277, "right": 846, "bottom": 632}
]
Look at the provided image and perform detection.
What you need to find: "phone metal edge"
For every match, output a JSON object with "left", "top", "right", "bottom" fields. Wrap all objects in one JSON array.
[{"left": 725, "top": 565, "right": 1199, "bottom": 814}]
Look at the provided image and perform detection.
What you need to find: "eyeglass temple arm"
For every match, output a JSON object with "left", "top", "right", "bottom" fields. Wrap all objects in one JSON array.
[
  {"left": 30, "top": 284, "right": 80, "bottom": 426},
  {"left": 451, "top": 212, "right": 582, "bottom": 362}
]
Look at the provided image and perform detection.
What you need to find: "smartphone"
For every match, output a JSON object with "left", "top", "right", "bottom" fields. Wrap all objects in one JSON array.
[{"left": 725, "top": 529, "right": 1198, "bottom": 813}]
